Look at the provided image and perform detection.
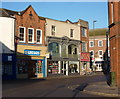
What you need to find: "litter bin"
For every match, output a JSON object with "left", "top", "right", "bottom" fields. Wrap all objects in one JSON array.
[{"left": 110, "top": 72, "right": 116, "bottom": 86}]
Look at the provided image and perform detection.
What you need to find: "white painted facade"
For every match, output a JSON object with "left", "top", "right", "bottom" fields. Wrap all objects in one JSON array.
[
  {"left": 0, "top": 17, "right": 15, "bottom": 53},
  {"left": 45, "top": 18, "right": 80, "bottom": 40}
]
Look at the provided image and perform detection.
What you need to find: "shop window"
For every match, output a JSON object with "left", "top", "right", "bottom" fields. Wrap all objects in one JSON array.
[
  {"left": 2, "top": 63, "right": 12, "bottom": 75},
  {"left": 36, "top": 60, "right": 42, "bottom": 73},
  {"left": 17, "top": 60, "right": 28, "bottom": 74},
  {"left": 48, "top": 61, "right": 59, "bottom": 74},
  {"left": 36, "top": 29, "right": 42, "bottom": 44}
]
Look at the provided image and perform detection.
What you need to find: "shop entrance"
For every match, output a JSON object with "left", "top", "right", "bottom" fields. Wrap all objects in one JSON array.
[{"left": 28, "top": 60, "right": 36, "bottom": 78}]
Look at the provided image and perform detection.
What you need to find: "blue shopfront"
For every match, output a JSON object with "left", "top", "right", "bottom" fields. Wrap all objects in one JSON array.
[
  {"left": 16, "top": 50, "right": 46, "bottom": 79},
  {"left": 2, "top": 54, "right": 16, "bottom": 80}
]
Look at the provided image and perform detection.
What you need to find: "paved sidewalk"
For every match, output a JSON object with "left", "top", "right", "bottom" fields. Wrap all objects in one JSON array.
[{"left": 84, "top": 81, "right": 120, "bottom": 97}]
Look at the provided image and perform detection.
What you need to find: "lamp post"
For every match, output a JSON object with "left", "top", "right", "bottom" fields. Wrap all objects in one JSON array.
[{"left": 93, "top": 20, "right": 97, "bottom": 72}]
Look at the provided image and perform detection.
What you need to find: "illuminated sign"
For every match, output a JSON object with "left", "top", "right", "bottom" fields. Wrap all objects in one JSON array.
[
  {"left": 80, "top": 52, "right": 90, "bottom": 62},
  {"left": 24, "top": 50, "right": 40, "bottom": 56}
]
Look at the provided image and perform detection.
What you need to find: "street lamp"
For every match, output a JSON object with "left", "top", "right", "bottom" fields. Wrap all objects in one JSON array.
[{"left": 93, "top": 20, "right": 97, "bottom": 70}]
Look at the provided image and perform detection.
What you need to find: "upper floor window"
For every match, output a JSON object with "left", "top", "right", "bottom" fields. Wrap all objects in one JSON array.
[
  {"left": 48, "top": 42, "right": 59, "bottom": 53},
  {"left": 89, "top": 41, "right": 94, "bottom": 47},
  {"left": 19, "top": 27, "right": 25, "bottom": 42},
  {"left": 70, "top": 29, "right": 74, "bottom": 38},
  {"left": 82, "top": 42, "right": 87, "bottom": 52},
  {"left": 98, "top": 50, "right": 103, "bottom": 56},
  {"left": 82, "top": 27, "right": 87, "bottom": 37},
  {"left": 51, "top": 25, "right": 56, "bottom": 36},
  {"left": 36, "top": 29, "right": 42, "bottom": 44},
  {"left": 98, "top": 40, "right": 103, "bottom": 47},
  {"left": 28, "top": 28, "right": 34, "bottom": 43}
]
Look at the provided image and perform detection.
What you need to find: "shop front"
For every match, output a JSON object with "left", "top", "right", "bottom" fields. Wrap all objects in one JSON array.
[
  {"left": 16, "top": 49, "right": 47, "bottom": 79},
  {"left": 80, "top": 52, "right": 91, "bottom": 75}
]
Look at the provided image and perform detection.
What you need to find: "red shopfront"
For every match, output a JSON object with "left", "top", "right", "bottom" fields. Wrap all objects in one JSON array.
[{"left": 80, "top": 52, "right": 91, "bottom": 75}]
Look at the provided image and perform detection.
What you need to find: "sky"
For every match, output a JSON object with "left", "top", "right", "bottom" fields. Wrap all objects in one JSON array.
[{"left": 1, "top": 2, "right": 108, "bottom": 29}]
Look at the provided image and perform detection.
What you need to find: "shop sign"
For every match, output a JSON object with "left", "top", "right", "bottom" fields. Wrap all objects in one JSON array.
[
  {"left": 24, "top": 50, "right": 40, "bottom": 56},
  {"left": 80, "top": 52, "right": 90, "bottom": 62}
]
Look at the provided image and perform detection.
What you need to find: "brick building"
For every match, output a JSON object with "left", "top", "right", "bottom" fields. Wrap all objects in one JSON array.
[
  {"left": 1, "top": 5, "right": 48, "bottom": 79},
  {"left": 89, "top": 28, "right": 109, "bottom": 72},
  {"left": 108, "top": 1, "right": 120, "bottom": 86}
]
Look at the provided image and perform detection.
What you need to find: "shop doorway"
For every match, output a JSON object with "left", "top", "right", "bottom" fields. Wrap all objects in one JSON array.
[{"left": 28, "top": 60, "right": 36, "bottom": 78}]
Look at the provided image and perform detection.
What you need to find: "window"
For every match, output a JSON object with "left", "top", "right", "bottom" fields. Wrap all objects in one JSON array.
[
  {"left": 48, "top": 42, "right": 59, "bottom": 53},
  {"left": 82, "top": 27, "right": 87, "bottom": 37},
  {"left": 28, "top": 28, "right": 34, "bottom": 43},
  {"left": 19, "top": 27, "right": 25, "bottom": 42},
  {"left": 82, "top": 42, "right": 87, "bottom": 52},
  {"left": 98, "top": 50, "right": 103, "bottom": 56},
  {"left": 89, "top": 41, "right": 94, "bottom": 47},
  {"left": 98, "top": 40, "right": 103, "bottom": 47},
  {"left": 36, "top": 29, "right": 42, "bottom": 44},
  {"left": 51, "top": 25, "right": 56, "bottom": 36},
  {"left": 90, "top": 50, "right": 94, "bottom": 55},
  {"left": 70, "top": 29, "right": 74, "bottom": 38}
]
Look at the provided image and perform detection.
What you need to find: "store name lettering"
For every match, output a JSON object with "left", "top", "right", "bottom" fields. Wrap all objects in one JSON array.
[{"left": 24, "top": 50, "right": 40, "bottom": 56}]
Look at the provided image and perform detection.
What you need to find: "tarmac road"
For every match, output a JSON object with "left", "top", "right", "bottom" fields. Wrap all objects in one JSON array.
[{"left": 2, "top": 72, "right": 107, "bottom": 98}]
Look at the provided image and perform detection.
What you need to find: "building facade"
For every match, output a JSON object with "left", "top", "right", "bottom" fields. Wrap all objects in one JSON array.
[
  {"left": 1, "top": 6, "right": 48, "bottom": 79},
  {"left": 45, "top": 18, "right": 81, "bottom": 76},
  {"left": 89, "top": 30, "right": 110, "bottom": 72},
  {"left": 0, "top": 14, "right": 16, "bottom": 79},
  {"left": 108, "top": 1, "right": 120, "bottom": 86},
  {"left": 45, "top": 18, "right": 90, "bottom": 76}
]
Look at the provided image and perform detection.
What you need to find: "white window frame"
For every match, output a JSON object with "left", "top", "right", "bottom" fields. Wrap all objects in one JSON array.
[
  {"left": 98, "top": 40, "right": 103, "bottom": 47},
  {"left": 36, "top": 29, "right": 42, "bottom": 44},
  {"left": 28, "top": 28, "right": 34, "bottom": 43},
  {"left": 98, "top": 50, "right": 103, "bottom": 56},
  {"left": 90, "top": 50, "right": 94, "bottom": 57},
  {"left": 51, "top": 25, "right": 56, "bottom": 36},
  {"left": 89, "top": 41, "right": 94, "bottom": 47},
  {"left": 19, "top": 26, "right": 26, "bottom": 43},
  {"left": 82, "top": 42, "right": 87, "bottom": 52}
]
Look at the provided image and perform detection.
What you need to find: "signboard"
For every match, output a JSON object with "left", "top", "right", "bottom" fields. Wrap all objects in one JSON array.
[
  {"left": 80, "top": 52, "right": 90, "bottom": 62},
  {"left": 24, "top": 50, "right": 40, "bottom": 56}
]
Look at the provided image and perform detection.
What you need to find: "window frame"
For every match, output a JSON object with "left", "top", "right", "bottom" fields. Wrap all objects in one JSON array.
[
  {"left": 98, "top": 50, "right": 103, "bottom": 56},
  {"left": 19, "top": 26, "right": 26, "bottom": 43},
  {"left": 28, "top": 28, "right": 34, "bottom": 43},
  {"left": 89, "top": 41, "right": 94, "bottom": 47},
  {"left": 36, "top": 29, "right": 42, "bottom": 44},
  {"left": 98, "top": 40, "right": 103, "bottom": 47},
  {"left": 51, "top": 25, "right": 56, "bottom": 36},
  {"left": 70, "top": 29, "right": 74, "bottom": 38}
]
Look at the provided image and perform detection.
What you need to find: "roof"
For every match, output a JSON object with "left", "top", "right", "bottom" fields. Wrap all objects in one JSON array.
[{"left": 89, "top": 28, "right": 108, "bottom": 36}]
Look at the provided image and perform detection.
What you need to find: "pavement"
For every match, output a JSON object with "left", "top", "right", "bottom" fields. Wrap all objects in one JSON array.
[
  {"left": 46, "top": 72, "right": 120, "bottom": 98},
  {"left": 84, "top": 81, "right": 120, "bottom": 98}
]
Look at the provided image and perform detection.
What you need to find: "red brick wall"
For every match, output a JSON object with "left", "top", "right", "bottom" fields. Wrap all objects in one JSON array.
[
  {"left": 108, "top": 1, "right": 120, "bottom": 86},
  {"left": 15, "top": 6, "right": 45, "bottom": 45}
]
